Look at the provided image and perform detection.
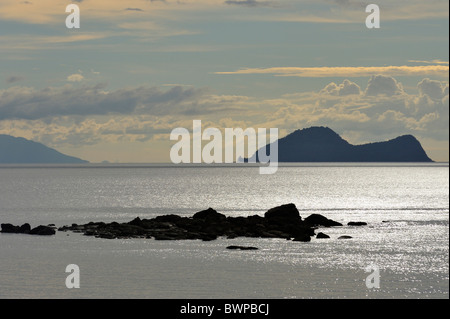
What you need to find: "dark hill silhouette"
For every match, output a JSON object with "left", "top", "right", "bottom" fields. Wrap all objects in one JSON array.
[
  {"left": 0, "top": 135, "right": 88, "bottom": 164},
  {"left": 248, "top": 127, "right": 433, "bottom": 162}
]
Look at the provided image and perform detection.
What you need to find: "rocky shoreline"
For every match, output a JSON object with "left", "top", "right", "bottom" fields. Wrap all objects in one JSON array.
[{"left": 1, "top": 203, "right": 368, "bottom": 242}]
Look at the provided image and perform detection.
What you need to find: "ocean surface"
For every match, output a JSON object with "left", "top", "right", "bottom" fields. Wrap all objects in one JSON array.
[{"left": 0, "top": 163, "right": 448, "bottom": 299}]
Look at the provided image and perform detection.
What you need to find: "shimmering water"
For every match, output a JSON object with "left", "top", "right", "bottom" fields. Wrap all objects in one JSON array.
[{"left": 0, "top": 163, "right": 448, "bottom": 298}]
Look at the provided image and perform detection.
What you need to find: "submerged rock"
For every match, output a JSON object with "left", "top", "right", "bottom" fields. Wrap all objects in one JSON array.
[
  {"left": 293, "top": 234, "right": 311, "bottom": 242},
  {"left": 338, "top": 235, "right": 353, "bottom": 240},
  {"left": 347, "top": 222, "right": 367, "bottom": 226},
  {"left": 316, "top": 232, "right": 330, "bottom": 239},
  {"left": 226, "top": 246, "right": 258, "bottom": 251}
]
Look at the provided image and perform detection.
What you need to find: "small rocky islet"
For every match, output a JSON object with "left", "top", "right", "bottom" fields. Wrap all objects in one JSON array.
[{"left": 1, "top": 203, "right": 367, "bottom": 244}]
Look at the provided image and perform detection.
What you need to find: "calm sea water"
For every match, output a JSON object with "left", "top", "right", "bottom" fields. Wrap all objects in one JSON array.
[{"left": 0, "top": 163, "right": 448, "bottom": 299}]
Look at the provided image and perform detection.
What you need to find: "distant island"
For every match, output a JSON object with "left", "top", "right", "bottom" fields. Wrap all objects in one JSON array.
[
  {"left": 0, "top": 135, "right": 89, "bottom": 164},
  {"left": 248, "top": 127, "right": 433, "bottom": 162}
]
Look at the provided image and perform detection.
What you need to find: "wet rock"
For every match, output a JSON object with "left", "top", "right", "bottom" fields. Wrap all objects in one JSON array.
[
  {"left": 293, "top": 234, "right": 311, "bottom": 242},
  {"left": 304, "top": 214, "right": 343, "bottom": 227},
  {"left": 1, "top": 223, "right": 31, "bottom": 234},
  {"left": 316, "top": 232, "right": 330, "bottom": 239},
  {"left": 338, "top": 235, "right": 353, "bottom": 239},
  {"left": 193, "top": 208, "right": 226, "bottom": 222},
  {"left": 50, "top": 204, "right": 358, "bottom": 243},
  {"left": 264, "top": 203, "right": 301, "bottom": 222},
  {"left": 29, "top": 225, "right": 56, "bottom": 236},
  {"left": 226, "top": 246, "right": 258, "bottom": 251},
  {"left": 347, "top": 222, "right": 367, "bottom": 226}
]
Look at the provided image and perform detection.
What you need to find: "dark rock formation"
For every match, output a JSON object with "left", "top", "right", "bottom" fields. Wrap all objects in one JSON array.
[
  {"left": 29, "top": 225, "right": 56, "bottom": 236},
  {"left": 316, "top": 232, "right": 330, "bottom": 239},
  {"left": 338, "top": 236, "right": 353, "bottom": 239},
  {"left": 347, "top": 222, "right": 367, "bottom": 226},
  {"left": 1, "top": 223, "right": 54, "bottom": 235},
  {"left": 58, "top": 204, "right": 321, "bottom": 241},
  {"left": 1, "top": 223, "right": 31, "bottom": 234},
  {"left": 247, "top": 126, "right": 433, "bottom": 162},
  {"left": 264, "top": 203, "right": 301, "bottom": 222},
  {"left": 303, "top": 214, "right": 343, "bottom": 227},
  {"left": 293, "top": 234, "right": 311, "bottom": 242},
  {"left": 226, "top": 246, "right": 258, "bottom": 251}
]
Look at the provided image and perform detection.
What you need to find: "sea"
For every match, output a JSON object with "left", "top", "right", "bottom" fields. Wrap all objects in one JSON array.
[{"left": 0, "top": 163, "right": 448, "bottom": 299}]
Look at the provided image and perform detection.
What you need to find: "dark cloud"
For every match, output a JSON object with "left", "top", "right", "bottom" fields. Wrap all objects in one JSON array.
[
  {"left": 365, "top": 75, "right": 404, "bottom": 96},
  {"left": 0, "top": 84, "right": 207, "bottom": 120},
  {"left": 125, "top": 8, "right": 145, "bottom": 12},
  {"left": 6, "top": 75, "right": 25, "bottom": 84},
  {"left": 225, "top": 0, "right": 277, "bottom": 8},
  {"left": 417, "top": 78, "right": 446, "bottom": 100}
]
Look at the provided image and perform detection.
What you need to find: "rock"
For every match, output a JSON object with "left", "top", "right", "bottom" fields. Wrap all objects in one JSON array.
[
  {"left": 264, "top": 203, "right": 301, "bottom": 221},
  {"left": 316, "top": 232, "right": 330, "bottom": 239},
  {"left": 1, "top": 223, "right": 31, "bottom": 234},
  {"left": 304, "top": 214, "right": 343, "bottom": 227},
  {"left": 19, "top": 223, "right": 31, "bottom": 233},
  {"left": 1, "top": 223, "right": 20, "bottom": 233},
  {"left": 154, "top": 215, "right": 183, "bottom": 224},
  {"left": 193, "top": 208, "right": 226, "bottom": 222},
  {"left": 29, "top": 225, "right": 56, "bottom": 236},
  {"left": 226, "top": 246, "right": 258, "bottom": 251},
  {"left": 48, "top": 204, "right": 357, "bottom": 243},
  {"left": 347, "top": 222, "right": 367, "bottom": 226},
  {"left": 338, "top": 235, "right": 353, "bottom": 239},
  {"left": 293, "top": 234, "right": 311, "bottom": 242}
]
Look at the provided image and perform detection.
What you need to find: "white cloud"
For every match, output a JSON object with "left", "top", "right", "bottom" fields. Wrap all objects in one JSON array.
[
  {"left": 320, "top": 79, "right": 361, "bottom": 96},
  {"left": 67, "top": 74, "right": 85, "bottom": 82}
]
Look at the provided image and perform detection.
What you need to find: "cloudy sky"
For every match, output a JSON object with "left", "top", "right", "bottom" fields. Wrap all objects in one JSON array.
[{"left": 0, "top": 0, "right": 448, "bottom": 162}]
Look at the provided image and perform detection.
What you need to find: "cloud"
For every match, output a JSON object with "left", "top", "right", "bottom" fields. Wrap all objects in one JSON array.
[
  {"left": 216, "top": 65, "right": 449, "bottom": 78},
  {"left": 67, "top": 74, "right": 85, "bottom": 82},
  {"left": 124, "top": 8, "right": 144, "bottom": 12},
  {"left": 408, "top": 60, "right": 449, "bottom": 65},
  {"left": 224, "top": 0, "right": 277, "bottom": 8},
  {"left": 320, "top": 79, "right": 361, "bottom": 96},
  {"left": 365, "top": 75, "right": 404, "bottom": 96},
  {"left": 6, "top": 75, "right": 25, "bottom": 84},
  {"left": 417, "top": 78, "right": 447, "bottom": 100},
  {"left": 0, "top": 84, "right": 218, "bottom": 120}
]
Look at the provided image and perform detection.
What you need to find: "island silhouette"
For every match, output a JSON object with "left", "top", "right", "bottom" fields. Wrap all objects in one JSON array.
[{"left": 247, "top": 126, "right": 433, "bottom": 162}]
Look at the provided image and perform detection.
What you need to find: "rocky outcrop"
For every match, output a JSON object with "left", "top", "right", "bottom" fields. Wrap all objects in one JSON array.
[
  {"left": 316, "top": 232, "right": 330, "bottom": 239},
  {"left": 1, "top": 223, "right": 55, "bottom": 235},
  {"left": 226, "top": 246, "right": 258, "bottom": 251},
  {"left": 58, "top": 204, "right": 319, "bottom": 241},
  {"left": 347, "top": 222, "right": 367, "bottom": 226},
  {"left": 303, "top": 214, "right": 343, "bottom": 227},
  {"left": 4, "top": 204, "right": 363, "bottom": 242}
]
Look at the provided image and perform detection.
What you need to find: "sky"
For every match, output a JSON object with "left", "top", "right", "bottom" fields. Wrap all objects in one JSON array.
[{"left": 0, "top": 0, "right": 448, "bottom": 163}]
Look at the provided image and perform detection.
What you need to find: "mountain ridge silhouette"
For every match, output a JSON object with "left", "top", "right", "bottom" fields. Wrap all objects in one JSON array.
[
  {"left": 248, "top": 126, "right": 433, "bottom": 162},
  {"left": 0, "top": 134, "right": 89, "bottom": 164}
]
